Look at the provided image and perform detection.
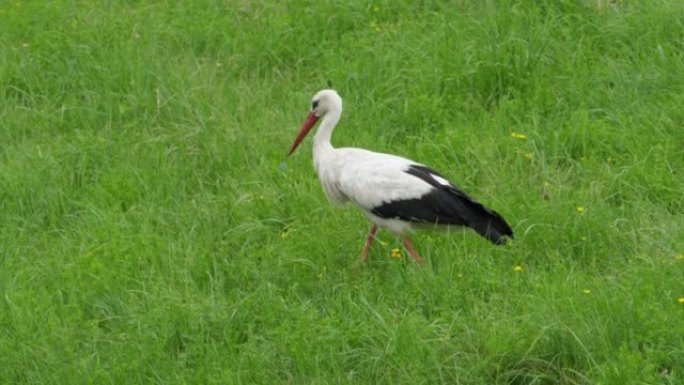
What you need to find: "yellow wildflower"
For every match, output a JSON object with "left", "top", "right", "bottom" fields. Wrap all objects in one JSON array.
[
  {"left": 390, "top": 248, "right": 402, "bottom": 260},
  {"left": 511, "top": 132, "right": 527, "bottom": 140},
  {"left": 675, "top": 254, "right": 684, "bottom": 261},
  {"left": 582, "top": 289, "right": 591, "bottom": 294},
  {"left": 513, "top": 265, "right": 524, "bottom": 273},
  {"left": 678, "top": 297, "right": 684, "bottom": 304},
  {"left": 279, "top": 230, "right": 288, "bottom": 240},
  {"left": 576, "top": 206, "right": 585, "bottom": 214}
]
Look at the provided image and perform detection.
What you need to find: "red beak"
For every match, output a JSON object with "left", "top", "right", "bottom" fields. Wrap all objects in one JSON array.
[{"left": 287, "top": 112, "right": 319, "bottom": 156}]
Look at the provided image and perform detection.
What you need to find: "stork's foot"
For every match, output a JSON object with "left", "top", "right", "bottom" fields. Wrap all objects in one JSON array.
[
  {"left": 402, "top": 238, "right": 425, "bottom": 267},
  {"left": 359, "top": 224, "right": 378, "bottom": 264}
]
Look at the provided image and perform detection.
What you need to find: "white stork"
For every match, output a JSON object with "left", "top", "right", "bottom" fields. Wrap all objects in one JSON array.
[{"left": 287, "top": 89, "right": 513, "bottom": 266}]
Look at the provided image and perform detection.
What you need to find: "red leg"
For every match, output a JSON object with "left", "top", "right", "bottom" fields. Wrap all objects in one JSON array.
[
  {"left": 402, "top": 238, "right": 425, "bottom": 267},
  {"left": 360, "top": 224, "right": 378, "bottom": 263}
]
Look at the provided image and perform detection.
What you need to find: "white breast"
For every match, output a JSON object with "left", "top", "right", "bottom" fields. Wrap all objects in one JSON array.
[{"left": 313, "top": 149, "right": 350, "bottom": 205}]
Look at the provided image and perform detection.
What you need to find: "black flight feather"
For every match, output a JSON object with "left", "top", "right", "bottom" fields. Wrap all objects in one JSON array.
[{"left": 371, "top": 165, "right": 513, "bottom": 245}]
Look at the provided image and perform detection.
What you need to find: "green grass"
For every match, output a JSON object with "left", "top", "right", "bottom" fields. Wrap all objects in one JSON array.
[{"left": 1, "top": 0, "right": 683, "bottom": 383}]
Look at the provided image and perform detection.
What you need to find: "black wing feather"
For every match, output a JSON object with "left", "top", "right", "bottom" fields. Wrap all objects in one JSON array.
[{"left": 371, "top": 165, "right": 513, "bottom": 245}]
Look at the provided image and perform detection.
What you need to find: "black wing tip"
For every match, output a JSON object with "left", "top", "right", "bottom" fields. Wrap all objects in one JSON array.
[{"left": 481, "top": 211, "right": 514, "bottom": 245}]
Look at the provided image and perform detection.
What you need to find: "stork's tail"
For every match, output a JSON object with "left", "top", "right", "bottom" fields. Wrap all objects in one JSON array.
[
  {"left": 445, "top": 187, "right": 514, "bottom": 245},
  {"left": 474, "top": 208, "right": 514, "bottom": 245}
]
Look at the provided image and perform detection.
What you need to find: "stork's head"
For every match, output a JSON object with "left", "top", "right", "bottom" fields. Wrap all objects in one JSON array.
[
  {"left": 287, "top": 89, "right": 342, "bottom": 156},
  {"left": 309, "top": 89, "right": 342, "bottom": 118}
]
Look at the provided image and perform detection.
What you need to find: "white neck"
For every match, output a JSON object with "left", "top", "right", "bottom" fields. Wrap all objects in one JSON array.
[{"left": 313, "top": 106, "right": 341, "bottom": 159}]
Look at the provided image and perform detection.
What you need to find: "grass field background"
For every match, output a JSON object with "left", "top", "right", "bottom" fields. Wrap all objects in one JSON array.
[{"left": 1, "top": 1, "right": 683, "bottom": 383}]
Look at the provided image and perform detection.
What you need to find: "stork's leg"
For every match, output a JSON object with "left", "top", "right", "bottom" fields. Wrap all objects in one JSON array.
[
  {"left": 360, "top": 224, "right": 378, "bottom": 263},
  {"left": 402, "top": 238, "right": 425, "bottom": 267}
]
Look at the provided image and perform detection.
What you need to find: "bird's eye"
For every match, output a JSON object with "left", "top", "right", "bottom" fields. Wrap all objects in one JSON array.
[{"left": 311, "top": 100, "right": 319, "bottom": 110}]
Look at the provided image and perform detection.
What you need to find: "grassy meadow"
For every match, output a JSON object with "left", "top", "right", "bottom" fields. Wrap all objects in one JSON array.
[{"left": 1, "top": 0, "right": 684, "bottom": 383}]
